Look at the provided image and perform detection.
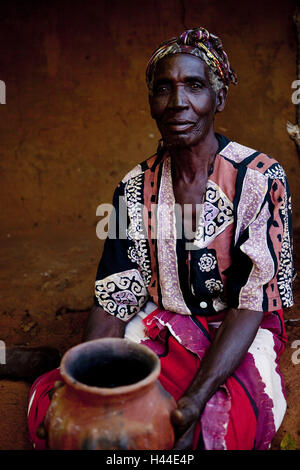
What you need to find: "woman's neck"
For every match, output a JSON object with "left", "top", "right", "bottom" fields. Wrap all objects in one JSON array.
[{"left": 169, "top": 131, "right": 219, "bottom": 184}]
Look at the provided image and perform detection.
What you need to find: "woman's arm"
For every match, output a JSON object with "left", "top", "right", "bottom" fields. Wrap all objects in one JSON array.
[
  {"left": 171, "top": 307, "right": 264, "bottom": 448},
  {"left": 82, "top": 305, "right": 127, "bottom": 342}
]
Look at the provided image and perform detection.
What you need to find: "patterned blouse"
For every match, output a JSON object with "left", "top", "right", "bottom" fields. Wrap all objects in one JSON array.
[{"left": 94, "top": 134, "right": 294, "bottom": 322}]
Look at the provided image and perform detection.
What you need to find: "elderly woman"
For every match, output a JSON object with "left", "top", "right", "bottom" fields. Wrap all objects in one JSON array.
[{"left": 27, "top": 27, "right": 294, "bottom": 450}]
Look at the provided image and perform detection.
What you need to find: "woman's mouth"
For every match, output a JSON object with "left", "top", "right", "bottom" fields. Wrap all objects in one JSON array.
[{"left": 165, "top": 121, "right": 195, "bottom": 132}]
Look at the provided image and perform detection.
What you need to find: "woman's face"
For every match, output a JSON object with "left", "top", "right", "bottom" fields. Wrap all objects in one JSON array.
[{"left": 149, "top": 54, "right": 225, "bottom": 149}]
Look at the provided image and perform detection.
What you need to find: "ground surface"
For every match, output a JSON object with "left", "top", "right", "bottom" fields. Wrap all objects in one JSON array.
[{"left": 0, "top": 226, "right": 299, "bottom": 450}]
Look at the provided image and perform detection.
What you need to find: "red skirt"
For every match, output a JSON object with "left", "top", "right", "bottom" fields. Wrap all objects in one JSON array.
[{"left": 27, "top": 308, "right": 287, "bottom": 450}]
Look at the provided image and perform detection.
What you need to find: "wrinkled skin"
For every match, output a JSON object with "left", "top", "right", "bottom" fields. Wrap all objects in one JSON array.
[{"left": 148, "top": 53, "right": 225, "bottom": 149}]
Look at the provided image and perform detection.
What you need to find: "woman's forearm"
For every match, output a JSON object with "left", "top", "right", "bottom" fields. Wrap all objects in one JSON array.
[{"left": 173, "top": 308, "right": 264, "bottom": 426}]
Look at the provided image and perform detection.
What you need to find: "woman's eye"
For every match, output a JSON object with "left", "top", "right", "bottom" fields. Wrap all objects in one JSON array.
[
  {"left": 154, "top": 85, "right": 169, "bottom": 94},
  {"left": 153, "top": 81, "right": 172, "bottom": 94},
  {"left": 189, "top": 82, "right": 202, "bottom": 89}
]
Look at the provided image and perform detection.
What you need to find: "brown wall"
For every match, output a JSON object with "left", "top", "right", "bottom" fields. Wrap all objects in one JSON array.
[{"left": 0, "top": 0, "right": 299, "bottom": 234}]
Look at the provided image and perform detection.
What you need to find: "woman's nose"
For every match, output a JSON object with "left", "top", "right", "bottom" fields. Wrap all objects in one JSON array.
[{"left": 168, "top": 85, "right": 188, "bottom": 108}]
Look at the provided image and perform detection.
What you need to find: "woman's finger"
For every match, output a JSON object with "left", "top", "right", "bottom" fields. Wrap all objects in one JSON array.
[{"left": 172, "top": 422, "right": 196, "bottom": 450}]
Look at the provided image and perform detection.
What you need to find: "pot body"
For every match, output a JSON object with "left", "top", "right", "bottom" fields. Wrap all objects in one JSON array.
[{"left": 45, "top": 338, "right": 176, "bottom": 450}]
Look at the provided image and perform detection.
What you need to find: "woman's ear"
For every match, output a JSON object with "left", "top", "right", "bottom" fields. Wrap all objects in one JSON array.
[{"left": 215, "top": 87, "right": 227, "bottom": 113}]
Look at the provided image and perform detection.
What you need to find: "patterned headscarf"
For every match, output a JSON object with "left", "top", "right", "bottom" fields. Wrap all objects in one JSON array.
[{"left": 146, "top": 27, "right": 237, "bottom": 92}]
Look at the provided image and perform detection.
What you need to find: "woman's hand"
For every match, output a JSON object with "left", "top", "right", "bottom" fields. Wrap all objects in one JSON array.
[{"left": 171, "top": 395, "right": 203, "bottom": 449}]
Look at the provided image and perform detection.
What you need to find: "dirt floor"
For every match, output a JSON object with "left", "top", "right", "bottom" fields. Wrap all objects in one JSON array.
[{"left": 0, "top": 225, "right": 299, "bottom": 450}]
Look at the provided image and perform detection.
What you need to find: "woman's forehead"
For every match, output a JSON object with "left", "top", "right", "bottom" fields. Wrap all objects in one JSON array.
[{"left": 152, "top": 54, "right": 209, "bottom": 81}]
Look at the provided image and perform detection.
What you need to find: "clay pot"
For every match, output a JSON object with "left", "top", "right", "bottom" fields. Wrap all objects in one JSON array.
[{"left": 44, "top": 338, "right": 176, "bottom": 450}]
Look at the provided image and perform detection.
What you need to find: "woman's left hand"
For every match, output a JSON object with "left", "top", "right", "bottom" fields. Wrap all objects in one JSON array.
[{"left": 171, "top": 395, "right": 201, "bottom": 449}]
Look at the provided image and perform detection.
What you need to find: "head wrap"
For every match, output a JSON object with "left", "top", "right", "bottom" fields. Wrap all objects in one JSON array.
[{"left": 146, "top": 27, "right": 237, "bottom": 92}]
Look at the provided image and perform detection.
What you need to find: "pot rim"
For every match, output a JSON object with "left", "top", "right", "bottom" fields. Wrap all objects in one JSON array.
[{"left": 60, "top": 337, "right": 161, "bottom": 397}]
